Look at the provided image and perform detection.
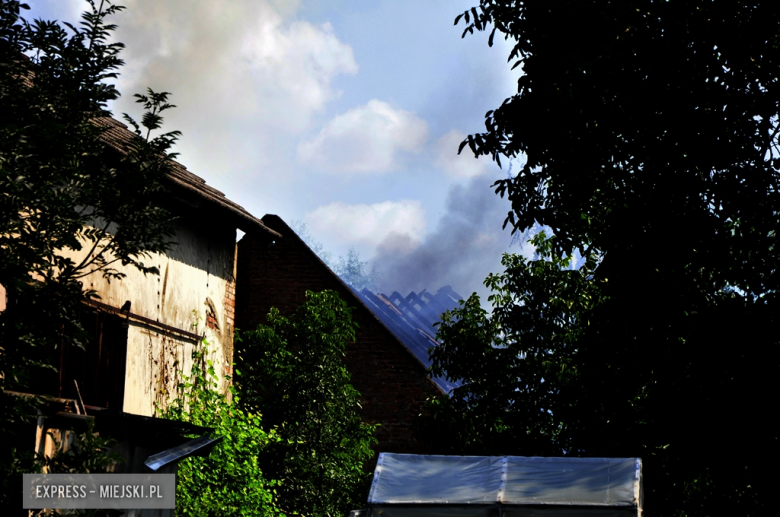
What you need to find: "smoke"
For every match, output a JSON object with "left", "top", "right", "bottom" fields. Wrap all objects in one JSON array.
[
  {"left": 106, "top": 0, "right": 357, "bottom": 178},
  {"left": 372, "top": 174, "right": 531, "bottom": 301}
]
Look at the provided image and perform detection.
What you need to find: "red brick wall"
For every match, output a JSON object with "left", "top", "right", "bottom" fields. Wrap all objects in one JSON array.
[
  {"left": 224, "top": 279, "right": 236, "bottom": 329},
  {"left": 236, "top": 215, "right": 442, "bottom": 454},
  {"left": 222, "top": 275, "right": 236, "bottom": 378}
]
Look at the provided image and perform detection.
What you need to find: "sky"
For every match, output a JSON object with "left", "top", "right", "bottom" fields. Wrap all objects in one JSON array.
[{"left": 27, "top": 0, "right": 533, "bottom": 301}]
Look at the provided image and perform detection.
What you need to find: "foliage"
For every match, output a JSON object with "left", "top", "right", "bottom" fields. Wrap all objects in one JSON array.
[
  {"left": 442, "top": 1, "right": 780, "bottom": 514},
  {"left": 23, "top": 419, "right": 123, "bottom": 517},
  {"left": 159, "top": 341, "right": 281, "bottom": 517},
  {"left": 33, "top": 419, "right": 121, "bottom": 476},
  {"left": 236, "top": 290, "right": 377, "bottom": 517},
  {"left": 332, "top": 247, "right": 379, "bottom": 292},
  {"left": 0, "top": 0, "right": 179, "bottom": 505},
  {"left": 290, "top": 220, "right": 379, "bottom": 291},
  {"left": 429, "top": 232, "right": 602, "bottom": 455}
]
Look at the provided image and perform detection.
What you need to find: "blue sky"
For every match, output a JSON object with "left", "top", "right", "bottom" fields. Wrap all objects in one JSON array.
[{"left": 28, "top": 0, "right": 531, "bottom": 299}]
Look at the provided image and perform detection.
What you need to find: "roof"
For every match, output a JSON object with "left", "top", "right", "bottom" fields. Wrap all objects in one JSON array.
[
  {"left": 368, "top": 453, "right": 643, "bottom": 512},
  {"left": 144, "top": 435, "right": 223, "bottom": 471},
  {"left": 7, "top": 51, "right": 278, "bottom": 238},
  {"left": 92, "top": 116, "right": 280, "bottom": 238},
  {"left": 263, "top": 214, "right": 449, "bottom": 394},
  {"left": 352, "top": 286, "right": 463, "bottom": 394},
  {"left": 6, "top": 391, "right": 213, "bottom": 449}
]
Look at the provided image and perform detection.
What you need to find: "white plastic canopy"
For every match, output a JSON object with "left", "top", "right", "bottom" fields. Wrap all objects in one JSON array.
[{"left": 366, "top": 454, "right": 643, "bottom": 517}]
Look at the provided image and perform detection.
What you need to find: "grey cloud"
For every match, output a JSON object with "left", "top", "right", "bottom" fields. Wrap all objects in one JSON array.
[{"left": 372, "top": 174, "right": 524, "bottom": 302}]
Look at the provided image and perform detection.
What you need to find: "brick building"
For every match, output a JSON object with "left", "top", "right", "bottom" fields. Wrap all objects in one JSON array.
[{"left": 236, "top": 215, "right": 446, "bottom": 454}]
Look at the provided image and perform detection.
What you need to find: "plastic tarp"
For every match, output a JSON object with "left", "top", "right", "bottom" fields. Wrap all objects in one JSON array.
[{"left": 367, "top": 454, "right": 642, "bottom": 517}]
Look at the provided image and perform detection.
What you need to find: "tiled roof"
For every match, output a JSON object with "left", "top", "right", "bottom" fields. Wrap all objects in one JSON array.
[
  {"left": 262, "top": 214, "right": 462, "bottom": 395},
  {"left": 92, "top": 116, "right": 280, "bottom": 238},
  {"left": 7, "top": 50, "right": 278, "bottom": 238}
]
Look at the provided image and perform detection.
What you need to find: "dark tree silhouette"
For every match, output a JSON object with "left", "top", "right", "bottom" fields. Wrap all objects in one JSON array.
[
  {"left": 431, "top": 2, "right": 780, "bottom": 515},
  {"left": 1, "top": 0, "right": 179, "bottom": 502}
]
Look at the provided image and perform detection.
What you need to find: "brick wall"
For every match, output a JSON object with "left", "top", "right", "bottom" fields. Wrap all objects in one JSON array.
[
  {"left": 221, "top": 242, "right": 239, "bottom": 377},
  {"left": 224, "top": 279, "right": 236, "bottom": 329},
  {"left": 235, "top": 214, "right": 443, "bottom": 454}
]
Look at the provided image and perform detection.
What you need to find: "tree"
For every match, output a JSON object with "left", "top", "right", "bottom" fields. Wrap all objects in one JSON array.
[
  {"left": 437, "top": 1, "right": 780, "bottom": 515},
  {"left": 235, "top": 290, "right": 377, "bottom": 517},
  {"left": 1, "top": 0, "right": 179, "bottom": 503},
  {"left": 333, "top": 247, "right": 379, "bottom": 292},
  {"left": 160, "top": 341, "right": 281, "bottom": 517},
  {"left": 429, "top": 232, "right": 601, "bottom": 456},
  {"left": 291, "top": 220, "right": 379, "bottom": 291}
]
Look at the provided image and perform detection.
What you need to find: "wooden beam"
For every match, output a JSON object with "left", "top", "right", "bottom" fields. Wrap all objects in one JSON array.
[{"left": 83, "top": 298, "right": 202, "bottom": 342}]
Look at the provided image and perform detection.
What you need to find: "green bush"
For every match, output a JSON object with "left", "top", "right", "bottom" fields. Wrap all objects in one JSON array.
[
  {"left": 236, "top": 290, "right": 377, "bottom": 517},
  {"left": 160, "top": 342, "right": 281, "bottom": 517}
]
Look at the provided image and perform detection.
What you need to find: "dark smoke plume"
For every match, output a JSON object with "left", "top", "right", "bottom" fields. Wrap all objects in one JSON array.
[{"left": 372, "top": 174, "right": 527, "bottom": 302}]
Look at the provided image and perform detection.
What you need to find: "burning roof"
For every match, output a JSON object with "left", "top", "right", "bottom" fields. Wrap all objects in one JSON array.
[{"left": 351, "top": 285, "right": 463, "bottom": 394}]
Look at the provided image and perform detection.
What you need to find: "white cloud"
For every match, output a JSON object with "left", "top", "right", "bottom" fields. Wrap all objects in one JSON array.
[
  {"left": 238, "top": 18, "right": 358, "bottom": 129},
  {"left": 434, "top": 129, "right": 489, "bottom": 179},
  {"left": 296, "top": 99, "right": 429, "bottom": 173},
  {"left": 117, "top": 1, "right": 356, "bottom": 129},
  {"left": 108, "top": 0, "right": 357, "bottom": 176},
  {"left": 304, "top": 200, "right": 426, "bottom": 251}
]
